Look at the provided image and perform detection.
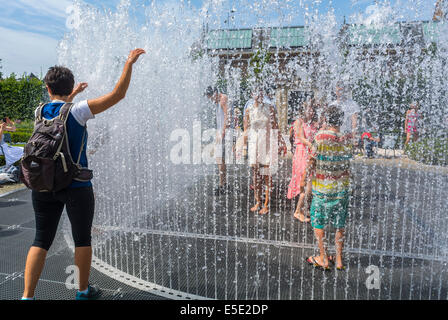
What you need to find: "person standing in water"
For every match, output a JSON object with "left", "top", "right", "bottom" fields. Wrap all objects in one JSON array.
[
  {"left": 22, "top": 48, "right": 146, "bottom": 301},
  {"left": 331, "top": 82, "right": 360, "bottom": 139},
  {"left": 0, "top": 117, "right": 23, "bottom": 168},
  {"left": 287, "top": 99, "right": 319, "bottom": 223},
  {"left": 404, "top": 102, "right": 420, "bottom": 147},
  {"left": 244, "top": 87, "right": 286, "bottom": 215},
  {"left": 206, "top": 86, "right": 231, "bottom": 196},
  {"left": 305, "top": 105, "right": 352, "bottom": 271}
]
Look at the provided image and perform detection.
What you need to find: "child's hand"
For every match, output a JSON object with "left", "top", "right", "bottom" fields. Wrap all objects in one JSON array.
[
  {"left": 73, "top": 83, "right": 88, "bottom": 95},
  {"left": 127, "top": 49, "right": 146, "bottom": 65}
]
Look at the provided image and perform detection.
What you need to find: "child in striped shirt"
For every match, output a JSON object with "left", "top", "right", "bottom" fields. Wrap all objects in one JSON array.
[{"left": 304, "top": 105, "right": 352, "bottom": 271}]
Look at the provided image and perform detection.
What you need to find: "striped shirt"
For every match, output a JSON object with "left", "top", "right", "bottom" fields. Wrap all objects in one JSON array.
[{"left": 310, "top": 130, "right": 352, "bottom": 199}]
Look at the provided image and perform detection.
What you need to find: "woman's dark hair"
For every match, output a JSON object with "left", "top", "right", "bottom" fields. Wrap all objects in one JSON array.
[
  {"left": 325, "top": 105, "right": 344, "bottom": 127},
  {"left": 205, "top": 86, "right": 218, "bottom": 97},
  {"left": 44, "top": 66, "right": 75, "bottom": 96},
  {"left": 303, "top": 98, "right": 319, "bottom": 123}
]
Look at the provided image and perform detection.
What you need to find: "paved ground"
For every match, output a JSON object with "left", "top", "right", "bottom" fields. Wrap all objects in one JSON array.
[
  {"left": 1, "top": 159, "right": 447, "bottom": 300},
  {"left": 0, "top": 184, "right": 25, "bottom": 196},
  {"left": 0, "top": 189, "right": 164, "bottom": 300},
  {"left": 91, "top": 159, "right": 448, "bottom": 300}
]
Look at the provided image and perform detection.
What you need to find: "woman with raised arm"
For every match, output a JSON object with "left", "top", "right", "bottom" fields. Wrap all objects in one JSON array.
[{"left": 22, "top": 49, "right": 145, "bottom": 301}]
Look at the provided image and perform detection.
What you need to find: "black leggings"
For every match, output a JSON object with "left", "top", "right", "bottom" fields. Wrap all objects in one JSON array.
[{"left": 31, "top": 187, "right": 95, "bottom": 251}]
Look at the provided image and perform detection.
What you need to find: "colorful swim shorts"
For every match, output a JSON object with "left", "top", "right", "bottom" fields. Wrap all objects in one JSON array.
[{"left": 310, "top": 193, "right": 350, "bottom": 229}]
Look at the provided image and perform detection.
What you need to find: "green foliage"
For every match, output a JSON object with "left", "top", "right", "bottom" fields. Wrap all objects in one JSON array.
[
  {"left": 405, "top": 137, "right": 448, "bottom": 166},
  {"left": 0, "top": 74, "right": 46, "bottom": 120},
  {"left": 248, "top": 48, "right": 271, "bottom": 85},
  {"left": 10, "top": 131, "right": 32, "bottom": 143}
]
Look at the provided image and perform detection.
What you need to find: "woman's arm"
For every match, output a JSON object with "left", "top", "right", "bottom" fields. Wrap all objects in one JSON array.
[
  {"left": 243, "top": 112, "right": 250, "bottom": 146},
  {"left": 220, "top": 94, "right": 229, "bottom": 140},
  {"left": 0, "top": 122, "right": 5, "bottom": 138},
  {"left": 296, "top": 120, "right": 312, "bottom": 149},
  {"left": 4, "top": 118, "right": 16, "bottom": 132},
  {"left": 270, "top": 106, "right": 286, "bottom": 154},
  {"left": 404, "top": 110, "right": 409, "bottom": 131},
  {"left": 87, "top": 49, "right": 146, "bottom": 115}
]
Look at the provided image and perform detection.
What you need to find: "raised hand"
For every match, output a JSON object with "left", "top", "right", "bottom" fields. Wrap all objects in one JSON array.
[
  {"left": 73, "top": 83, "right": 88, "bottom": 95},
  {"left": 68, "top": 82, "right": 88, "bottom": 102},
  {"left": 127, "top": 48, "right": 146, "bottom": 65}
]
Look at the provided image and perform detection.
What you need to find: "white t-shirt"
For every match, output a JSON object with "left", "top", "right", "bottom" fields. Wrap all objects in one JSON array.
[
  {"left": 331, "top": 98, "right": 360, "bottom": 134},
  {"left": 35, "top": 100, "right": 95, "bottom": 126},
  {"left": 243, "top": 97, "right": 276, "bottom": 116}
]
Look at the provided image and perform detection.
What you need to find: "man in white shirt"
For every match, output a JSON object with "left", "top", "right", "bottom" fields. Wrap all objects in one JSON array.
[{"left": 330, "top": 83, "right": 360, "bottom": 139}]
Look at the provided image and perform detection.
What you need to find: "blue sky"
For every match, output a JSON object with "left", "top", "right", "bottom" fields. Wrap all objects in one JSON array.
[{"left": 0, "top": 0, "right": 436, "bottom": 77}]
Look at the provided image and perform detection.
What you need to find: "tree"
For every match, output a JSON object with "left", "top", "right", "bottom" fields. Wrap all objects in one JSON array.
[
  {"left": 0, "top": 74, "right": 45, "bottom": 120},
  {"left": 0, "top": 58, "right": 3, "bottom": 79}
]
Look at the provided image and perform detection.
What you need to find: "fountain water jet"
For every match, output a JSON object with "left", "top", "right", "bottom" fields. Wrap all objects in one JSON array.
[{"left": 60, "top": 0, "right": 448, "bottom": 300}]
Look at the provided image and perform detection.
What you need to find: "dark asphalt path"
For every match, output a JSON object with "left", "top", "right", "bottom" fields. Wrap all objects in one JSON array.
[
  {"left": 1, "top": 160, "right": 447, "bottom": 300},
  {"left": 0, "top": 189, "right": 163, "bottom": 300}
]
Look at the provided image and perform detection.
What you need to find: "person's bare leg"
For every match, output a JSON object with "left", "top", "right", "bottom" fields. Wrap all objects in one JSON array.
[
  {"left": 251, "top": 166, "right": 261, "bottom": 212},
  {"left": 218, "top": 163, "right": 226, "bottom": 187},
  {"left": 312, "top": 228, "right": 328, "bottom": 268},
  {"left": 293, "top": 193, "right": 305, "bottom": 218},
  {"left": 335, "top": 229, "right": 345, "bottom": 269},
  {"left": 294, "top": 178, "right": 311, "bottom": 222},
  {"left": 304, "top": 179, "right": 313, "bottom": 218},
  {"left": 75, "top": 246, "right": 92, "bottom": 291},
  {"left": 259, "top": 172, "right": 271, "bottom": 215},
  {"left": 404, "top": 131, "right": 411, "bottom": 147},
  {"left": 413, "top": 132, "right": 419, "bottom": 143},
  {"left": 23, "top": 246, "right": 47, "bottom": 298}
]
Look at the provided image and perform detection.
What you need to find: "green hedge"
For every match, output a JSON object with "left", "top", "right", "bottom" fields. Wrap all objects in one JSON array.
[
  {"left": 0, "top": 75, "right": 46, "bottom": 120},
  {"left": 10, "top": 131, "right": 32, "bottom": 143},
  {"left": 405, "top": 137, "right": 448, "bottom": 166}
]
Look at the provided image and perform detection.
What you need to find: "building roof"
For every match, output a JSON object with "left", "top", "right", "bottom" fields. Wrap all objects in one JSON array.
[
  {"left": 206, "top": 21, "right": 443, "bottom": 51},
  {"left": 270, "top": 27, "right": 308, "bottom": 48},
  {"left": 422, "top": 21, "right": 442, "bottom": 42},
  {"left": 207, "top": 29, "right": 252, "bottom": 50},
  {"left": 344, "top": 24, "right": 401, "bottom": 46}
]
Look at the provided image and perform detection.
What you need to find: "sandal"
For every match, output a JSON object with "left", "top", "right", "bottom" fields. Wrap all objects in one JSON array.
[
  {"left": 305, "top": 256, "right": 331, "bottom": 271},
  {"left": 328, "top": 256, "right": 346, "bottom": 271}
]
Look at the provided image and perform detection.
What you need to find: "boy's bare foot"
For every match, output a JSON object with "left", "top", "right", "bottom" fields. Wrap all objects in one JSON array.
[
  {"left": 293, "top": 211, "right": 310, "bottom": 223},
  {"left": 306, "top": 256, "right": 330, "bottom": 270},
  {"left": 250, "top": 202, "right": 261, "bottom": 212},
  {"left": 259, "top": 206, "right": 269, "bottom": 215},
  {"left": 328, "top": 255, "right": 345, "bottom": 270}
]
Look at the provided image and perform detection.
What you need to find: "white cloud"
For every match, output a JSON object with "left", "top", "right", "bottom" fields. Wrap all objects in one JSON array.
[
  {"left": 0, "top": 26, "right": 58, "bottom": 77},
  {"left": 2, "top": 0, "right": 74, "bottom": 19}
]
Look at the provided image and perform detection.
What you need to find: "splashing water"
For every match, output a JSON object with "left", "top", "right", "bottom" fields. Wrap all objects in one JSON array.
[{"left": 60, "top": 0, "right": 448, "bottom": 300}]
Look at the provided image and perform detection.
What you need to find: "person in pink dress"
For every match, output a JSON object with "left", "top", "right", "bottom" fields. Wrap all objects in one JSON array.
[
  {"left": 404, "top": 102, "right": 420, "bottom": 147},
  {"left": 287, "top": 99, "right": 319, "bottom": 222}
]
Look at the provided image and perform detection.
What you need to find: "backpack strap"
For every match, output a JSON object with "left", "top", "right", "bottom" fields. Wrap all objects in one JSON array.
[
  {"left": 58, "top": 102, "right": 74, "bottom": 122},
  {"left": 34, "top": 103, "right": 46, "bottom": 123},
  {"left": 76, "top": 126, "right": 87, "bottom": 165}
]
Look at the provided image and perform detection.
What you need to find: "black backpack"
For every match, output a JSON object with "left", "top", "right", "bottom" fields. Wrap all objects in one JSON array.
[{"left": 20, "top": 102, "right": 92, "bottom": 192}]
